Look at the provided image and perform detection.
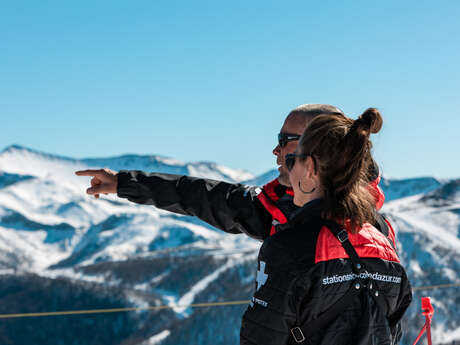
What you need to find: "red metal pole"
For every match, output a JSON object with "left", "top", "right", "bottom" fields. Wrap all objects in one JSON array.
[
  {"left": 411, "top": 297, "right": 434, "bottom": 345},
  {"left": 421, "top": 297, "right": 434, "bottom": 345}
]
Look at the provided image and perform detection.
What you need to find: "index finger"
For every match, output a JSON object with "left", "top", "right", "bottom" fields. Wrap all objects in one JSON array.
[{"left": 75, "top": 169, "right": 104, "bottom": 177}]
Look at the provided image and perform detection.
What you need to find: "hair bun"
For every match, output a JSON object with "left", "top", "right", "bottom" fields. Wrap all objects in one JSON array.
[{"left": 356, "top": 108, "right": 383, "bottom": 134}]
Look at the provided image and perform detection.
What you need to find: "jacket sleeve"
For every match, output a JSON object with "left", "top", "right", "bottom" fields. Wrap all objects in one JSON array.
[
  {"left": 388, "top": 269, "right": 413, "bottom": 342},
  {"left": 116, "top": 170, "right": 272, "bottom": 240}
]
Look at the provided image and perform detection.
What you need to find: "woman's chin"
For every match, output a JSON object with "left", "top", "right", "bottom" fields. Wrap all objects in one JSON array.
[{"left": 293, "top": 196, "right": 303, "bottom": 207}]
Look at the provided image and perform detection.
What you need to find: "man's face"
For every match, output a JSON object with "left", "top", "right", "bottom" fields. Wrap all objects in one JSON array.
[{"left": 273, "top": 114, "right": 309, "bottom": 187}]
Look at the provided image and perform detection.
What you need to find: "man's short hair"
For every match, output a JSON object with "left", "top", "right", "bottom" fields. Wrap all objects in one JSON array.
[{"left": 289, "top": 104, "right": 345, "bottom": 123}]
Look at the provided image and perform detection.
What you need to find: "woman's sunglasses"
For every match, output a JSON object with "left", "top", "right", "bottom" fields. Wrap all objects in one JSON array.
[
  {"left": 278, "top": 132, "right": 301, "bottom": 148},
  {"left": 285, "top": 153, "right": 317, "bottom": 172}
]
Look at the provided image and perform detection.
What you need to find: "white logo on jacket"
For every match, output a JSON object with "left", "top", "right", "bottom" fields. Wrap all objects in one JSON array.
[
  {"left": 256, "top": 261, "right": 268, "bottom": 291},
  {"left": 322, "top": 272, "right": 402, "bottom": 285},
  {"left": 250, "top": 261, "right": 269, "bottom": 308}
]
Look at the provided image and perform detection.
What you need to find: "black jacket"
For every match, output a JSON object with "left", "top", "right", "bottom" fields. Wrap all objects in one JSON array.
[
  {"left": 117, "top": 171, "right": 412, "bottom": 345},
  {"left": 240, "top": 199, "right": 412, "bottom": 345},
  {"left": 117, "top": 171, "right": 273, "bottom": 240}
]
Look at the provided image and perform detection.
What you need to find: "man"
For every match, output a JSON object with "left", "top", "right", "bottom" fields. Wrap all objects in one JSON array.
[{"left": 76, "top": 104, "right": 347, "bottom": 241}]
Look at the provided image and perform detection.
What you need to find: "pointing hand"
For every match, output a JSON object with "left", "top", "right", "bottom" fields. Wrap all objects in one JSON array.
[{"left": 75, "top": 168, "right": 118, "bottom": 199}]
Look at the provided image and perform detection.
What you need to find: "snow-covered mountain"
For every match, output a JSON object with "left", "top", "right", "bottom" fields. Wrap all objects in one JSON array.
[
  {"left": 0, "top": 145, "right": 458, "bottom": 345},
  {"left": 0, "top": 145, "right": 253, "bottom": 184},
  {"left": 242, "top": 168, "right": 278, "bottom": 186},
  {"left": 381, "top": 179, "right": 460, "bottom": 345},
  {"left": 380, "top": 176, "right": 442, "bottom": 202},
  {"left": 0, "top": 145, "right": 257, "bottom": 270}
]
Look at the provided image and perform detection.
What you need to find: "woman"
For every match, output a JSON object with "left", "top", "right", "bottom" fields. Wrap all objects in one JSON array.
[{"left": 239, "top": 108, "right": 412, "bottom": 345}]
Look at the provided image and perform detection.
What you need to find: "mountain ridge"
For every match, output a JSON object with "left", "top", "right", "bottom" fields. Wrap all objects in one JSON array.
[
  {"left": 0, "top": 146, "right": 458, "bottom": 345},
  {"left": 0, "top": 145, "right": 254, "bottom": 183}
]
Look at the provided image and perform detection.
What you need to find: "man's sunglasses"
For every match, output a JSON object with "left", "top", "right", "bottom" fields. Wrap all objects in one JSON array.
[
  {"left": 285, "top": 153, "right": 317, "bottom": 172},
  {"left": 278, "top": 132, "right": 301, "bottom": 148}
]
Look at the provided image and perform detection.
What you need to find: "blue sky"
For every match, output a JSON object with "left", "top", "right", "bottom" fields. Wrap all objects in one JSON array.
[{"left": 1, "top": 1, "right": 459, "bottom": 179}]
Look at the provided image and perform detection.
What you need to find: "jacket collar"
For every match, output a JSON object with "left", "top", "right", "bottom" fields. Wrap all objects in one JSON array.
[
  {"left": 275, "top": 198, "right": 323, "bottom": 232},
  {"left": 290, "top": 198, "right": 323, "bottom": 223}
]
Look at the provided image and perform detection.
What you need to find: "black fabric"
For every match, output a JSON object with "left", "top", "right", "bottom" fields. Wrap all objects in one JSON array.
[
  {"left": 375, "top": 213, "right": 397, "bottom": 251},
  {"left": 240, "top": 201, "right": 412, "bottom": 345},
  {"left": 288, "top": 220, "right": 393, "bottom": 344},
  {"left": 326, "top": 221, "right": 391, "bottom": 318},
  {"left": 115, "top": 171, "right": 412, "bottom": 345},
  {"left": 274, "top": 183, "right": 288, "bottom": 198},
  {"left": 292, "top": 284, "right": 361, "bottom": 344},
  {"left": 117, "top": 171, "right": 272, "bottom": 240},
  {"left": 368, "top": 158, "right": 380, "bottom": 182}
]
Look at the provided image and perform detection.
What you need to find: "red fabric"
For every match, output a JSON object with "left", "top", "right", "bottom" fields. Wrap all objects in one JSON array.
[
  {"left": 260, "top": 179, "right": 291, "bottom": 236},
  {"left": 315, "top": 223, "right": 400, "bottom": 264},
  {"left": 257, "top": 192, "right": 288, "bottom": 236},
  {"left": 262, "top": 179, "right": 281, "bottom": 202},
  {"left": 261, "top": 178, "right": 294, "bottom": 198},
  {"left": 369, "top": 174, "right": 385, "bottom": 210}
]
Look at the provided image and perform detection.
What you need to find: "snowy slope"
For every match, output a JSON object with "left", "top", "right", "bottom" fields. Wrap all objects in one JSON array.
[
  {"left": 242, "top": 168, "right": 278, "bottom": 186},
  {"left": 382, "top": 179, "right": 460, "bottom": 345},
  {"left": 0, "top": 145, "right": 458, "bottom": 345},
  {"left": 0, "top": 145, "right": 257, "bottom": 272},
  {"left": 0, "top": 145, "right": 261, "bottom": 345}
]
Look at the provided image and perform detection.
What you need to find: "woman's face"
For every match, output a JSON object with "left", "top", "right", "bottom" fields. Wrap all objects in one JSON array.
[
  {"left": 288, "top": 152, "right": 322, "bottom": 206},
  {"left": 288, "top": 153, "right": 308, "bottom": 206}
]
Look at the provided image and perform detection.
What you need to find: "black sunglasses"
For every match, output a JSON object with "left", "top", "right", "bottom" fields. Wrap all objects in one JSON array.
[
  {"left": 278, "top": 132, "right": 301, "bottom": 148},
  {"left": 285, "top": 153, "right": 317, "bottom": 172}
]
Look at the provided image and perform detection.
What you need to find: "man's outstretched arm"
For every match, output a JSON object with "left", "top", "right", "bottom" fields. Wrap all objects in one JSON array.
[{"left": 75, "top": 169, "right": 272, "bottom": 241}]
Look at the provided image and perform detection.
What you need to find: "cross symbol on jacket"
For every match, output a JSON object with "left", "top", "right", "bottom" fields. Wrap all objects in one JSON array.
[{"left": 256, "top": 261, "right": 268, "bottom": 291}]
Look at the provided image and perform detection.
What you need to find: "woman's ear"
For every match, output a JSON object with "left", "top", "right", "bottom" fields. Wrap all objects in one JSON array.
[{"left": 306, "top": 156, "right": 316, "bottom": 178}]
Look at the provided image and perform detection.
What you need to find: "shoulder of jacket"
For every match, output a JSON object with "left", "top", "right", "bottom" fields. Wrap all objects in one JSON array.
[{"left": 314, "top": 222, "right": 400, "bottom": 264}]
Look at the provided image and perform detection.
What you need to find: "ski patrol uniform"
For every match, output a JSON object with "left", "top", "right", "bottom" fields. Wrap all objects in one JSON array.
[{"left": 117, "top": 171, "right": 411, "bottom": 345}]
